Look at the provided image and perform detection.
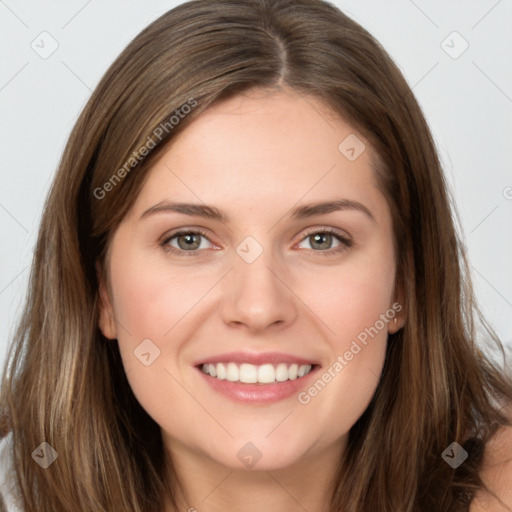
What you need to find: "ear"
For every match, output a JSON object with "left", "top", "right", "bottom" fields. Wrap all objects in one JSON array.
[
  {"left": 96, "top": 261, "right": 118, "bottom": 340},
  {"left": 388, "top": 277, "right": 406, "bottom": 335}
]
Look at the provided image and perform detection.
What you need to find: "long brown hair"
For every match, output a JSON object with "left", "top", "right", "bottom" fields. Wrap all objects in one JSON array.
[{"left": 1, "top": 1, "right": 511, "bottom": 510}]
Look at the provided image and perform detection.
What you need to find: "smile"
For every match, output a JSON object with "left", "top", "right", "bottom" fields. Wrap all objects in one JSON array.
[{"left": 200, "top": 362, "right": 314, "bottom": 384}]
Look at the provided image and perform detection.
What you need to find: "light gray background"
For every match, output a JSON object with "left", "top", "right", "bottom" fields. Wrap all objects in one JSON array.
[{"left": 1, "top": 0, "right": 511, "bottom": 371}]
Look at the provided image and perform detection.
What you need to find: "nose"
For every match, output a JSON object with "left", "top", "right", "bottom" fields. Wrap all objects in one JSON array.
[{"left": 221, "top": 244, "right": 298, "bottom": 334}]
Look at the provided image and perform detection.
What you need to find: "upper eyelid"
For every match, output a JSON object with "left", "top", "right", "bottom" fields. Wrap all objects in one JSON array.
[{"left": 300, "top": 226, "right": 351, "bottom": 241}]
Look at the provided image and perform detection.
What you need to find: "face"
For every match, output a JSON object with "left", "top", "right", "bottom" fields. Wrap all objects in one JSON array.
[{"left": 98, "top": 87, "right": 404, "bottom": 472}]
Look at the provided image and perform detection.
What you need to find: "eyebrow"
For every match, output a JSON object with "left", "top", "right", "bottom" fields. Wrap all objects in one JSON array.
[{"left": 140, "top": 199, "right": 375, "bottom": 223}]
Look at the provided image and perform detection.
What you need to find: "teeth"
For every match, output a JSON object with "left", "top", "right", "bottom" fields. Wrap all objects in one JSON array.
[
  {"left": 257, "top": 363, "right": 275, "bottom": 383},
  {"left": 216, "top": 363, "right": 226, "bottom": 379},
  {"left": 298, "top": 365, "right": 309, "bottom": 377},
  {"left": 226, "top": 362, "right": 239, "bottom": 382},
  {"left": 201, "top": 362, "right": 313, "bottom": 383},
  {"left": 275, "top": 363, "right": 289, "bottom": 382},
  {"left": 240, "top": 363, "right": 257, "bottom": 383}
]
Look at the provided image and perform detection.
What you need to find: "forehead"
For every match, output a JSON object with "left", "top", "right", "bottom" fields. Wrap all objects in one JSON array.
[
  {"left": 125, "top": 88, "right": 387, "bottom": 223},
  {"left": 168, "top": 87, "right": 364, "bottom": 165}
]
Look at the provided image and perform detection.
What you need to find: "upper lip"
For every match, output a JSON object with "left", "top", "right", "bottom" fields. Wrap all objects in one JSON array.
[{"left": 194, "top": 351, "right": 319, "bottom": 367}]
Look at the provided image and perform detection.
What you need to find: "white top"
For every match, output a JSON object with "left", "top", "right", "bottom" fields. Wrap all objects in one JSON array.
[{"left": 0, "top": 434, "right": 23, "bottom": 511}]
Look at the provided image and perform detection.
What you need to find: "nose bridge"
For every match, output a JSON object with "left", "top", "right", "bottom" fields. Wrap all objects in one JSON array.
[{"left": 221, "top": 234, "right": 296, "bottom": 331}]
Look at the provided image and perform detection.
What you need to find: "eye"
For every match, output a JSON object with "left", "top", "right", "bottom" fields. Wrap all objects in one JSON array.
[
  {"left": 161, "top": 229, "right": 215, "bottom": 255},
  {"left": 296, "top": 228, "right": 352, "bottom": 254},
  {"left": 159, "top": 227, "right": 352, "bottom": 256}
]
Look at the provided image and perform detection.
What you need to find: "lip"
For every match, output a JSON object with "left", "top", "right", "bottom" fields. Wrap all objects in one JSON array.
[
  {"left": 193, "top": 351, "right": 320, "bottom": 367},
  {"left": 194, "top": 352, "right": 321, "bottom": 404}
]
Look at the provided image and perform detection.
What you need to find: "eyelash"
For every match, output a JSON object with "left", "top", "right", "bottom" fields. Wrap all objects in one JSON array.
[{"left": 159, "top": 227, "right": 353, "bottom": 257}]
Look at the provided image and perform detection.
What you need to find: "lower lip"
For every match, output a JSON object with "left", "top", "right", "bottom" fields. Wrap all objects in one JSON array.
[{"left": 196, "top": 366, "right": 319, "bottom": 404}]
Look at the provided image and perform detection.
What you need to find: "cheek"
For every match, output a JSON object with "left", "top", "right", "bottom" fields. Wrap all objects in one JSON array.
[
  {"left": 295, "top": 247, "right": 395, "bottom": 423},
  {"left": 107, "top": 252, "right": 221, "bottom": 427},
  {"left": 307, "top": 245, "right": 397, "bottom": 349},
  {"left": 109, "top": 251, "right": 216, "bottom": 343},
  {"left": 108, "top": 273, "right": 187, "bottom": 435}
]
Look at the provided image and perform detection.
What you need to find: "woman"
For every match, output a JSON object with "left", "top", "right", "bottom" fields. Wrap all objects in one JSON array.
[{"left": 1, "top": 0, "right": 511, "bottom": 510}]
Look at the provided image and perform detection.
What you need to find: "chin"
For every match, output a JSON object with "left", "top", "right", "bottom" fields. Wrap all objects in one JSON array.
[{"left": 200, "top": 433, "right": 319, "bottom": 472}]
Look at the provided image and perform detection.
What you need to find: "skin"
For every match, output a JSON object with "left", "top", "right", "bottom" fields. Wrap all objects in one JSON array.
[
  {"left": 470, "top": 416, "right": 512, "bottom": 511},
  {"left": 98, "top": 87, "right": 405, "bottom": 512}
]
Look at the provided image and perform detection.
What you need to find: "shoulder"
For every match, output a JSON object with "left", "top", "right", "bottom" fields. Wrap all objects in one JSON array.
[
  {"left": 0, "top": 433, "right": 23, "bottom": 512},
  {"left": 470, "top": 420, "right": 512, "bottom": 511}
]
